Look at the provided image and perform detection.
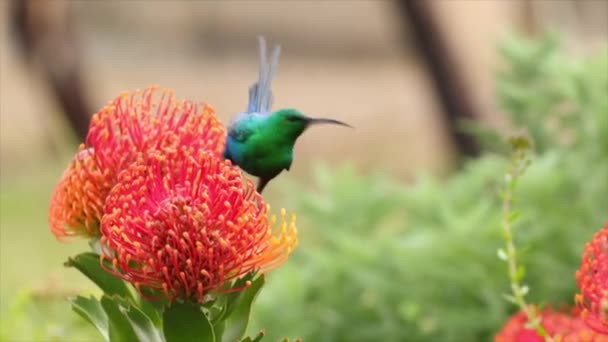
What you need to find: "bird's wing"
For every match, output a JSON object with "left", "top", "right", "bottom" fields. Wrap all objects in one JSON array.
[
  {"left": 247, "top": 36, "right": 281, "bottom": 114},
  {"left": 227, "top": 113, "right": 264, "bottom": 142}
]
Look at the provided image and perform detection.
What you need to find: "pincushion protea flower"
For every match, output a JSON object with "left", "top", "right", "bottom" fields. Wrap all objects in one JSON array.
[
  {"left": 576, "top": 223, "right": 608, "bottom": 334},
  {"left": 495, "top": 308, "right": 608, "bottom": 342},
  {"left": 49, "top": 146, "right": 106, "bottom": 239},
  {"left": 100, "top": 147, "right": 298, "bottom": 302},
  {"left": 49, "top": 86, "right": 226, "bottom": 240}
]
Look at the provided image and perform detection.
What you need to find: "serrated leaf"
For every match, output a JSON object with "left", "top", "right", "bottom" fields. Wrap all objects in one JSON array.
[
  {"left": 222, "top": 275, "right": 265, "bottom": 342},
  {"left": 209, "top": 295, "right": 227, "bottom": 323},
  {"left": 163, "top": 302, "right": 215, "bottom": 342},
  {"left": 65, "top": 252, "right": 133, "bottom": 299},
  {"left": 113, "top": 297, "right": 165, "bottom": 342},
  {"left": 69, "top": 295, "right": 109, "bottom": 341},
  {"left": 222, "top": 272, "right": 256, "bottom": 321},
  {"left": 101, "top": 295, "right": 139, "bottom": 342},
  {"left": 139, "top": 298, "right": 165, "bottom": 328}
]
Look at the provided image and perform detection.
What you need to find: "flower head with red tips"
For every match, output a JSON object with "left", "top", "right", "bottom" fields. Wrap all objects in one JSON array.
[
  {"left": 495, "top": 308, "right": 608, "bottom": 342},
  {"left": 576, "top": 223, "right": 608, "bottom": 334},
  {"left": 49, "top": 87, "right": 226, "bottom": 240},
  {"left": 100, "top": 147, "right": 297, "bottom": 303}
]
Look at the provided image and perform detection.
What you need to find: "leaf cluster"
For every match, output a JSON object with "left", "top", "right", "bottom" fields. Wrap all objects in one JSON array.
[{"left": 65, "top": 252, "right": 270, "bottom": 342}]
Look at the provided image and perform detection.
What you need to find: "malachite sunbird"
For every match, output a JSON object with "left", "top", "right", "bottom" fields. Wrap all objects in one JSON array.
[{"left": 223, "top": 36, "right": 352, "bottom": 193}]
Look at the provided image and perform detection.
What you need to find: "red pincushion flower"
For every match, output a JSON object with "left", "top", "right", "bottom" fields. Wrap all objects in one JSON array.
[
  {"left": 100, "top": 147, "right": 297, "bottom": 302},
  {"left": 495, "top": 308, "right": 608, "bottom": 342},
  {"left": 49, "top": 87, "right": 226, "bottom": 240},
  {"left": 576, "top": 223, "right": 608, "bottom": 334}
]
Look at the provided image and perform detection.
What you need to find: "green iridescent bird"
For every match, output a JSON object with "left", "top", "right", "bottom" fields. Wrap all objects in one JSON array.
[{"left": 223, "top": 36, "right": 352, "bottom": 193}]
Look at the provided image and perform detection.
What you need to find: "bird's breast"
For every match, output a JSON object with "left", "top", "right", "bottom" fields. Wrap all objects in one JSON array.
[{"left": 226, "top": 136, "right": 292, "bottom": 178}]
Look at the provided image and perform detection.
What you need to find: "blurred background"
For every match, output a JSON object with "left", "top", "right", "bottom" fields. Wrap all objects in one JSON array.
[{"left": 1, "top": 1, "right": 607, "bottom": 341}]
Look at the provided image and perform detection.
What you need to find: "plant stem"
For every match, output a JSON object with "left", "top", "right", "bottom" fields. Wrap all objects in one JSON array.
[{"left": 501, "top": 136, "right": 553, "bottom": 342}]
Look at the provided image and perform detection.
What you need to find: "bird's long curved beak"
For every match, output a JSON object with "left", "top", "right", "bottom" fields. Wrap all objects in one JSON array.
[{"left": 307, "top": 117, "right": 353, "bottom": 128}]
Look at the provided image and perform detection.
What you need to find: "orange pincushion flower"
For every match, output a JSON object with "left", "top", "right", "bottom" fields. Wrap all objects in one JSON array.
[
  {"left": 49, "top": 87, "right": 226, "bottom": 240},
  {"left": 49, "top": 146, "right": 107, "bottom": 240},
  {"left": 495, "top": 308, "right": 608, "bottom": 342},
  {"left": 576, "top": 223, "right": 608, "bottom": 334},
  {"left": 100, "top": 147, "right": 297, "bottom": 303}
]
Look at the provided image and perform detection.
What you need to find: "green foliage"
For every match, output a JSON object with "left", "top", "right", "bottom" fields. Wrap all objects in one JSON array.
[
  {"left": 65, "top": 253, "right": 134, "bottom": 300},
  {"left": 250, "top": 35, "right": 608, "bottom": 341},
  {"left": 222, "top": 276, "right": 266, "bottom": 342},
  {"left": 164, "top": 302, "right": 215, "bottom": 342},
  {"left": 61, "top": 252, "right": 269, "bottom": 342},
  {"left": 0, "top": 290, "right": 97, "bottom": 342},
  {"left": 70, "top": 295, "right": 109, "bottom": 340}
]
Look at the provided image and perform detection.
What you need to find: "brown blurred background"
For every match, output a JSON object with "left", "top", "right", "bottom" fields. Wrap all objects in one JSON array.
[{"left": 1, "top": 0, "right": 607, "bottom": 181}]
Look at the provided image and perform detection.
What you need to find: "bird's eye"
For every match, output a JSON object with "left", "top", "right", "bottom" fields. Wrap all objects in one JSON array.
[{"left": 287, "top": 115, "right": 300, "bottom": 122}]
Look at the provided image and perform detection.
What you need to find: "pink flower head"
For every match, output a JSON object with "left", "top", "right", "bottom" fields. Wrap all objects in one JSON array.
[
  {"left": 495, "top": 308, "right": 608, "bottom": 342},
  {"left": 49, "top": 87, "right": 225, "bottom": 240},
  {"left": 100, "top": 147, "right": 298, "bottom": 302},
  {"left": 576, "top": 223, "right": 608, "bottom": 334}
]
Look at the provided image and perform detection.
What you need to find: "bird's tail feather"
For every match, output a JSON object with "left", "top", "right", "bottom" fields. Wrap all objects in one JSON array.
[{"left": 247, "top": 36, "right": 281, "bottom": 114}]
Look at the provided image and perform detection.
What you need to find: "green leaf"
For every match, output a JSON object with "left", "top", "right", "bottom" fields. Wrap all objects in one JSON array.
[
  {"left": 101, "top": 295, "right": 139, "bottom": 342},
  {"left": 65, "top": 252, "right": 133, "bottom": 299},
  {"left": 496, "top": 248, "right": 508, "bottom": 261},
  {"left": 139, "top": 298, "right": 165, "bottom": 328},
  {"left": 116, "top": 298, "right": 165, "bottom": 342},
  {"left": 515, "top": 265, "right": 526, "bottom": 282},
  {"left": 222, "top": 275, "right": 265, "bottom": 342},
  {"left": 209, "top": 295, "right": 227, "bottom": 323},
  {"left": 214, "top": 320, "right": 226, "bottom": 341},
  {"left": 507, "top": 211, "right": 520, "bottom": 223},
  {"left": 221, "top": 273, "right": 256, "bottom": 322},
  {"left": 239, "top": 330, "right": 265, "bottom": 342},
  {"left": 163, "top": 302, "right": 215, "bottom": 342},
  {"left": 69, "top": 295, "right": 109, "bottom": 341},
  {"left": 502, "top": 293, "right": 517, "bottom": 304}
]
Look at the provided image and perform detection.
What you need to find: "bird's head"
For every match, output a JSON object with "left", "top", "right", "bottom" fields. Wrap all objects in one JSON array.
[{"left": 270, "top": 108, "right": 352, "bottom": 141}]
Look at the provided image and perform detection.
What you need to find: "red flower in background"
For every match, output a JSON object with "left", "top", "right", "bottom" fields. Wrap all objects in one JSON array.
[
  {"left": 495, "top": 308, "right": 608, "bottom": 342},
  {"left": 49, "top": 87, "right": 226, "bottom": 240},
  {"left": 576, "top": 223, "right": 608, "bottom": 334},
  {"left": 100, "top": 148, "right": 297, "bottom": 302}
]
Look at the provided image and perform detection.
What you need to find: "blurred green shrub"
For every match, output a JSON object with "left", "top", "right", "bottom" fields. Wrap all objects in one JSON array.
[
  {"left": 0, "top": 289, "right": 96, "bottom": 341},
  {"left": 250, "top": 35, "right": 607, "bottom": 341}
]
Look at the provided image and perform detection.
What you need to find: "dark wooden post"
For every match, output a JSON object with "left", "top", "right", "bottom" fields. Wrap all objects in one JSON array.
[
  {"left": 10, "top": 0, "right": 92, "bottom": 141},
  {"left": 396, "top": 0, "right": 481, "bottom": 157}
]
